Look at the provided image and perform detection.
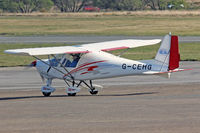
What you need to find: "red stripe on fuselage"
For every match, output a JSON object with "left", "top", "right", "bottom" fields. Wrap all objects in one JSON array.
[
  {"left": 63, "top": 60, "right": 106, "bottom": 77},
  {"left": 80, "top": 72, "right": 88, "bottom": 75}
]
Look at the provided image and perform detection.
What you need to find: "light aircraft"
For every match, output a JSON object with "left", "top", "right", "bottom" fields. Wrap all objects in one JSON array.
[{"left": 4, "top": 33, "right": 181, "bottom": 96}]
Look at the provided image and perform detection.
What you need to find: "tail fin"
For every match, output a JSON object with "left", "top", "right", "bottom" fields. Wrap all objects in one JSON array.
[{"left": 155, "top": 33, "right": 180, "bottom": 71}]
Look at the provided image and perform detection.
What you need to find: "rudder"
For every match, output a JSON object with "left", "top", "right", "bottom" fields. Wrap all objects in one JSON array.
[{"left": 169, "top": 35, "right": 180, "bottom": 70}]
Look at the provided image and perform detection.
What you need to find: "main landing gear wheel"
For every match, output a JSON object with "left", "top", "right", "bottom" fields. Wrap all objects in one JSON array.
[
  {"left": 42, "top": 92, "right": 51, "bottom": 97},
  {"left": 68, "top": 93, "right": 76, "bottom": 96},
  {"left": 66, "top": 86, "right": 80, "bottom": 96},
  {"left": 89, "top": 89, "right": 98, "bottom": 95}
]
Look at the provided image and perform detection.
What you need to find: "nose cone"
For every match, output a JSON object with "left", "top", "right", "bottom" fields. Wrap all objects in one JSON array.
[{"left": 31, "top": 60, "right": 37, "bottom": 67}]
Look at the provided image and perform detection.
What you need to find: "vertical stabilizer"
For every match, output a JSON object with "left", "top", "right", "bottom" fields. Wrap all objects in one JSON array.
[
  {"left": 155, "top": 34, "right": 171, "bottom": 72},
  {"left": 155, "top": 34, "right": 180, "bottom": 71}
]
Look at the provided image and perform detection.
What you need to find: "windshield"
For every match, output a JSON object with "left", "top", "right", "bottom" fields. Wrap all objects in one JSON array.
[{"left": 49, "top": 54, "right": 81, "bottom": 68}]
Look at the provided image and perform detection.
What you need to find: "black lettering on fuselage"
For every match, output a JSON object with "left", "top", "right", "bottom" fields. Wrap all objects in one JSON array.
[
  {"left": 147, "top": 64, "right": 152, "bottom": 70},
  {"left": 132, "top": 64, "right": 137, "bottom": 70},
  {"left": 132, "top": 64, "right": 152, "bottom": 70},
  {"left": 122, "top": 64, "right": 126, "bottom": 69},
  {"left": 143, "top": 65, "right": 147, "bottom": 69},
  {"left": 137, "top": 64, "right": 142, "bottom": 70},
  {"left": 123, "top": 63, "right": 152, "bottom": 70}
]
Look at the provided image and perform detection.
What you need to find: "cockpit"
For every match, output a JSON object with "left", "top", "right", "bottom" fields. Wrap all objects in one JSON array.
[{"left": 49, "top": 53, "right": 81, "bottom": 68}]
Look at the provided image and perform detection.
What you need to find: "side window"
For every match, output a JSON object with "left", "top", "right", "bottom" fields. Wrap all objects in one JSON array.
[
  {"left": 49, "top": 54, "right": 64, "bottom": 67},
  {"left": 65, "top": 60, "right": 71, "bottom": 67},
  {"left": 49, "top": 58, "right": 60, "bottom": 67},
  {"left": 68, "top": 54, "right": 80, "bottom": 67}
]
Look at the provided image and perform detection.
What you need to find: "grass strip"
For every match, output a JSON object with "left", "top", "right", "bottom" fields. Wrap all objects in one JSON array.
[{"left": 0, "top": 13, "right": 200, "bottom": 36}]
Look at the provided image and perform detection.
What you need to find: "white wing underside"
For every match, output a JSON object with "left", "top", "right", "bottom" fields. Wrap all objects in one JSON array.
[{"left": 4, "top": 39, "right": 161, "bottom": 56}]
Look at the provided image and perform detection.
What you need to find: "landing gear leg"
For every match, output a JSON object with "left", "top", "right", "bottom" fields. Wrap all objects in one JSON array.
[
  {"left": 89, "top": 80, "right": 98, "bottom": 95},
  {"left": 82, "top": 80, "right": 99, "bottom": 95}
]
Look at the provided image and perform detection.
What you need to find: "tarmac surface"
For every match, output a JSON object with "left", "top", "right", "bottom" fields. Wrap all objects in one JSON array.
[{"left": 0, "top": 61, "right": 200, "bottom": 133}]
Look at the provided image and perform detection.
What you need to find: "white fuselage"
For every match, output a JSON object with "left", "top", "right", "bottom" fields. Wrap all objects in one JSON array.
[{"left": 36, "top": 51, "right": 168, "bottom": 81}]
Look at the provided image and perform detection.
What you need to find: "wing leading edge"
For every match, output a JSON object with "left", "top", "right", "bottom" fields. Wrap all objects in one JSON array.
[
  {"left": 81, "top": 39, "right": 161, "bottom": 52},
  {"left": 4, "top": 46, "right": 90, "bottom": 56},
  {"left": 4, "top": 39, "right": 161, "bottom": 56}
]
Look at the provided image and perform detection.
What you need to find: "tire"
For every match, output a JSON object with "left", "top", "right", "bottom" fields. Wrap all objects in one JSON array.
[
  {"left": 68, "top": 93, "right": 76, "bottom": 96},
  {"left": 42, "top": 92, "right": 51, "bottom": 97},
  {"left": 90, "top": 90, "right": 98, "bottom": 95}
]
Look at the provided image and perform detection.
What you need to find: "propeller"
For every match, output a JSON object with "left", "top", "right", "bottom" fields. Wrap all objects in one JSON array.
[
  {"left": 28, "top": 60, "right": 46, "bottom": 83},
  {"left": 23, "top": 60, "right": 45, "bottom": 83},
  {"left": 23, "top": 60, "right": 37, "bottom": 69}
]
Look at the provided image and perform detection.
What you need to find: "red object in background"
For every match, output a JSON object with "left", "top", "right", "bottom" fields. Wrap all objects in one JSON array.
[{"left": 84, "top": 6, "right": 100, "bottom": 12}]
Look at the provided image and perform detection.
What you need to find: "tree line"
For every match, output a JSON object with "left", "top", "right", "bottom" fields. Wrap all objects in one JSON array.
[{"left": 0, "top": 0, "right": 194, "bottom": 13}]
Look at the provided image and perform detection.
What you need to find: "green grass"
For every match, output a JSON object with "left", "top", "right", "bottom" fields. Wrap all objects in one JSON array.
[
  {"left": 0, "top": 14, "right": 200, "bottom": 36},
  {"left": 1, "top": 42, "right": 200, "bottom": 67}
]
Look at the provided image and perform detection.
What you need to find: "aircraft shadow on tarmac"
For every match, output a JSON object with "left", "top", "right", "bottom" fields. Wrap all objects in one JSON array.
[{"left": 0, "top": 92, "right": 158, "bottom": 101}]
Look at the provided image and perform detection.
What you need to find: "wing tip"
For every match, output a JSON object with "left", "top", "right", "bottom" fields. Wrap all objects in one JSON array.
[{"left": 4, "top": 50, "right": 30, "bottom": 56}]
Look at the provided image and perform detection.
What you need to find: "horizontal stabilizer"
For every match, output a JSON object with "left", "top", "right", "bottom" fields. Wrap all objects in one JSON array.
[
  {"left": 156, "top": 68, "right": 191, "bottom": 78},
  {"left": 144, "top": 68, "right": 191, "bottom": 78}
]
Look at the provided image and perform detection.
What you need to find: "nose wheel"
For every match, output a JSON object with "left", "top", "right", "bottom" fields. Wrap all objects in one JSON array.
[
  {"left": 41, "top": 78, "right": 55, "bottom": 97},
  {"left": 66, "top": 86, "right": 80, "bottom": 96},
  {"left": 68, "top": 93, "right": 76, "bottom": 96},
  {"left": 42, "top": 92, "right": 51, "bottom": 97}
]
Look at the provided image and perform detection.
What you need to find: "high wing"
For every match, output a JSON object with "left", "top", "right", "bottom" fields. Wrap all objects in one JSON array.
[
  {"left": 4, "top": 39, "right": 161, "bottom": 56},
  {"left": 4, "top": 46, "right": 90, "bottom": 56},
  {"left": 81, "top": 39, "right": 161, "bottom": 52}
]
